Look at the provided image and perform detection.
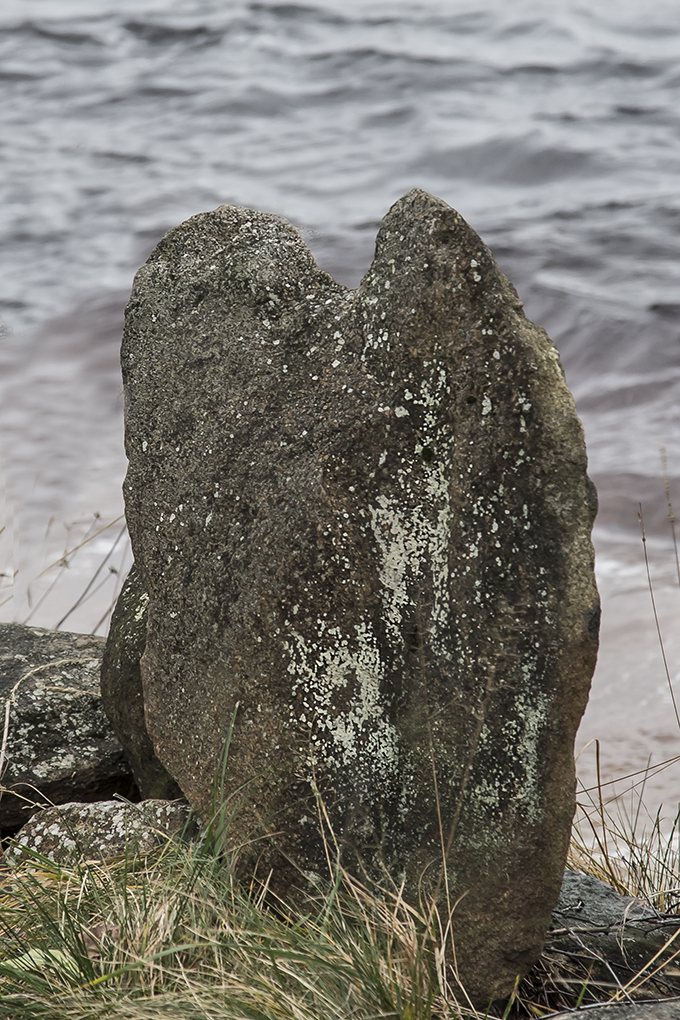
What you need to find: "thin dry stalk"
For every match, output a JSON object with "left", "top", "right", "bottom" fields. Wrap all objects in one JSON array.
[
  {"left": 660, "top": 446, "right": 680, "bottom": 595},
  {"left": 638, "top": 503, "right": 680, "bottom": 731},
  {"left": 55, "top": 521, "right": 127, "bottom": 630},
  {"left": 33, "top": 514, "right": 125, "bottom": 581}
]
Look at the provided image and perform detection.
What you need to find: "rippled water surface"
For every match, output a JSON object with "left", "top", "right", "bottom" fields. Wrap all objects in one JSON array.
[{"left": 2, "top": 0, "right": 680, "bottom": 810}]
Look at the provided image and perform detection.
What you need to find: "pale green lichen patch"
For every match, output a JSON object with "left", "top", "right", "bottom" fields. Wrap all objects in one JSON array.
[
  {"left": 284, "top": 618, "right": 400, "bottom": 788},
  {"left": 470, "top": 681, "right": 550, "bottom": 830}
]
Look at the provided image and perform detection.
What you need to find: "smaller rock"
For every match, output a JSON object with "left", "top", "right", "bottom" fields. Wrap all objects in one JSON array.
[
  {"left": 555, "top": 869, "right": 659, "bottom": 928},
  {"left": 549, "top": 870, "right": 680, "bottom": 991},
  {"left": 0, "top": 623, "right": 135, "bottom": 832},
  {"left": 5, "top": 799, "right": 196, "bottom": 864},
  {"left": 549, "top": 999, "right": 680, "bottom": 1019},
  {"left": 100, "top": 564, "right": 182, "bottom": 799}
]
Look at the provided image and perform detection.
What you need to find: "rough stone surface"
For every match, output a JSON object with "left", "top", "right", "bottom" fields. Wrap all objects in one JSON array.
[
  {"left": 116, "top": 188, "right": 599, "bottom": 1004},
  {"left": 100, "top": 564, "right": 183, "bottom": 799},
  {"left": 0, "top": 624, "right": 135, "bottom": 832},
  {"left": 556, "top": 869, "right": 662, "bottom": 929},
  {"left": 6, "top": 798, "right": 195, "bottom": 864},
  {"left": 548, "top": 870, "right": 680, "bottom": 992}
]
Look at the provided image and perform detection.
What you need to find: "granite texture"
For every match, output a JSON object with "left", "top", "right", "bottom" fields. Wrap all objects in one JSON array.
[{"left": 112, "top": 189, "right": 599, "bottom": 1004}]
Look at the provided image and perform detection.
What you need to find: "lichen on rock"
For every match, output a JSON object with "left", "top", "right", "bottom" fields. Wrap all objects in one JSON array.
[
  {"left": 0, "top": 623, "right": 134, "bottom": 832},
  {"left": 7, "top": 798, "right": 196, "bottom": 865}
]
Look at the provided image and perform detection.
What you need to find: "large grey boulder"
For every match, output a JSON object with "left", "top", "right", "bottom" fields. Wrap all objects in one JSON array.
[
  {"left": 111, "top": 188, "right": 599, "bottom": 1004},
  {"left": 0, "top": 624, "right": 134, "bottom": 831}
]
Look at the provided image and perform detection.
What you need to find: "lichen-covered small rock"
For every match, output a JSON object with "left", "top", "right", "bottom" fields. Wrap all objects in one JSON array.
[
  {"left": 0, "top": 624, "right": 135, "bottom": 832},
  {"left": 101, "top": 564, "right": 182, "bottom": 799},
  {"left": 6, "top": 798, "right": 196, "bottom": 864},
  {"left": 117, "top": 188, "right": 599, "bottom": 1004}
]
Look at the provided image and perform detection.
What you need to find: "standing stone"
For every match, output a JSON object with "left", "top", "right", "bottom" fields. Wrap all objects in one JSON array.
[{"left": 116, "top": 188, "right": 599, "bottom": 1004}]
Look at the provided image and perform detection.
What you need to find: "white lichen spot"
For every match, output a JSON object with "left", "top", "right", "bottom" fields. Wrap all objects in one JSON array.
[{"left": 134, "top": 592, "right": 150, "bottom": 622}]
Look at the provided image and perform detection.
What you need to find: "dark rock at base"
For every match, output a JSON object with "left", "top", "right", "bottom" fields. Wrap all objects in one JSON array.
[
  {"left": 548, "top": 870, "right": 680, "bottom": 995},
  {"left": 100, "top": 564, "right": 182, "bottom": 799},
  {"left": 114, "top": 188, "right": 599, "bottom": 1005},
  {"left": 556, "top": 869, "right": 664, "bottom": 928},
  {"left": 6, "top": 798, "right": 196, "bottom": 865},
  {"left": 550, "top": 1000, "right": 680, "bottom": 1019},
  {"left": 0, "top": 624, "right": 135, "bottom": 831}
]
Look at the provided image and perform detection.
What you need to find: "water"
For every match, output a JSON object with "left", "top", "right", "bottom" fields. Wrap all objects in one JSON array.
[{"left": 2, "top": 0, "right": 680, "bottom": 812}]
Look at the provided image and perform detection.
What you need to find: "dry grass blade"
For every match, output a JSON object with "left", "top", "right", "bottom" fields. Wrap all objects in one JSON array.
[
  {"left": 660, "top": 446, "right": 680, "bottom": 596},
  {"left": 32, "top": 514, "right": 125, "bottom": 582},
  {"left": 638, "top": 503, "right": 680, "bottom": 731},
  {"left": 12, "top": 511, "right": 131, "bottom": 635},
  {"left": 54, "top": 522, "right": 127, "bottom": 630}
]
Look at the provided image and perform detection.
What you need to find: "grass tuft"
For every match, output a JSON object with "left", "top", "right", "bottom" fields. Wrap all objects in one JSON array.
[{"left": 0, "top": 823, "right": 473, "bottom": 1020}]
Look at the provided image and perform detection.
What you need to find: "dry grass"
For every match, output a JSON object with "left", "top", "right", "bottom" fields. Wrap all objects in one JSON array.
[
  {"left": 0, "top": 811, "right": 475, "bottom": 1020},
  {"left": 1, "top": 510, "right": 131, "bottom": 636},
  {"left": 4, "top": 755, "right": 680, "bottom": 1020}
]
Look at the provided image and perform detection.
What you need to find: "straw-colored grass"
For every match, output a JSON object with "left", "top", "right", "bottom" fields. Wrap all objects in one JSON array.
[
  {"left": 0, "top": 813, "right": 467, "bottom": 1020},
  {"left": 4, "top": 750, "right": 680, "bottom": 1020}
]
